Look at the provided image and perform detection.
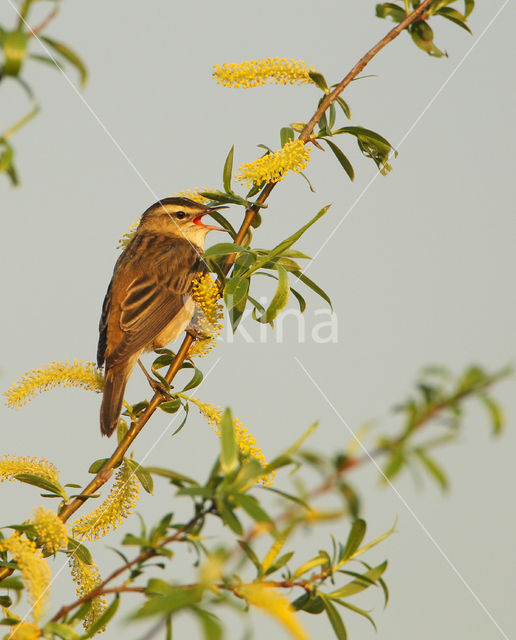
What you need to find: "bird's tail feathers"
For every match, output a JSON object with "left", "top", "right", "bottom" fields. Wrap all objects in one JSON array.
[{"left": 100, "top": 363, "right": 132, "bottom": 437}]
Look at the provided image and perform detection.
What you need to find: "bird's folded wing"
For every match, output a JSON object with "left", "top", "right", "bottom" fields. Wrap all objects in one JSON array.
[{"left": 100, "top": 236, "right": 207, "bottom": 369}]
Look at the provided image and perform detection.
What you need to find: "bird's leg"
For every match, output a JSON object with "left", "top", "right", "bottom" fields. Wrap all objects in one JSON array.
[{"left": 137, "top": 359, "right": 172, "bottom": 398}]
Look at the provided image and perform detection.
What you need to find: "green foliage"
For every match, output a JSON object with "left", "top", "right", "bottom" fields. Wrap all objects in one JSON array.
[
  {"left": 0, "top": 0, "right": 86, "bottom": 185},
  {"left": 376, "top": 0, "right": 474, "bottom": 57}
]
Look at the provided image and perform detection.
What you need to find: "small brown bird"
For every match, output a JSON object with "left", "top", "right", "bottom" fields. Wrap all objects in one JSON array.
[{"left": 97, "top": 197, "right": 228, "bottom": 437}]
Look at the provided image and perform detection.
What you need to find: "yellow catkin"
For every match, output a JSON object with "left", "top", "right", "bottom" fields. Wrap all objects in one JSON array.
[
  {"left": 0, "top": 455, "right": 59, "bottom": 485},
  {"left": 186, "top": 397, "right": 275, "bottom": 485},
  {"left": 236, "top": 140, "right": 310, "bottom": 187},
  {"left": 0, "top": 533, "right": 51, "bottom": 622},
  {"left": 7, "top": 622, "right": 41, "bottom": 640},
  {"left": 117, "top": 188, "right": 212, "bottom": 249},
  {"left": 236, "top": 582, "right": 309, "bottom": 640},
  {"left": 5, "top": 360, "right": 104, "bottom": 409},
  {"left": 31, "top": 506, "right": 68, "bottom": 555},
  {"left": 188, "top": 274, "right": 224, "bottom": 357},
  {"left": 213, "top": 58, "right": 314, "bottom": 88},
  {"left": 68, "top": 554, "right": 107, "bottom": 633},
  {"left": 72, "top": 461, "right": 140, "bottom": 541}
]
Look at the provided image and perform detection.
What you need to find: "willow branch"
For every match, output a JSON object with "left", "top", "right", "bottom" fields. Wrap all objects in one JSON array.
[
  {"left": 40, "top": 0, "right": 436, "bottom": 529},
  {"left": 51, "top": 505, "right": 211, "bottom": 622},
  {"left": 0, "top": 0, "right": 433, "bottom": 584}
]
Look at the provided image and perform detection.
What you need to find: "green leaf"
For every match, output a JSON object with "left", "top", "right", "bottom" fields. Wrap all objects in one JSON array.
[
  {"left": 291, "top": 270, "right": 332, "bottom": 309},
  {"left": 134, "top": 587, "right": 200, "bottom": 618},
  {"left": 233, "top": 494, "right": 274, "bottom": 528},
  {"left": 436, "top": 7, "right": 472, "bottom": 33},
  {"left": 194, "top": 607, "right": 223, "bottom": 640},
  {"left": 67, "top": 538, "right": 93, "bottom": 565},
  {"left": 464, "top": 0, "right": 475, "bottom": 18},
  {"left": 206, "top": 210, "right": 237, "bottom": 239},
  {"left": 341, "top": 519, "right": 367, "bottom": 561},
  {"left": 180, "top": 362, "right": 204, "bottom": 392},
  {"left": 159, "top": 398, "right": 181, "bottom": 413},
  {"left": 256, "top": 264, "right": 290, "bottom": 324},
  {"left": 324, "top": 139, "right": 354, "bottom": 181},
  {"left": 331, "top": 560, "right": 388, "bottom": 598},
  {"left": 280, "top": 127, "right": 295, "bottom": 146},
  {"left": 217, "top": 499, "right": 243, "bottom": 534},
  {"left": 318, "top": 110, "right": 331, "bottom": 136},
  {"left": 335, "top": 97, "right": 351, "bottom": 120},
  {"left": 0, "top": 596, "right": 11, "bottom": 608},
  {"left": 231, "top": 458, "right": 264, "bottom": 491},
  {"left": 145, "top": 467, "right": 198, "bottom": 487},
  {"left": 88, "top": 458, "right": 109, "bottom": 474},
  {"left": 116, "top": 420, "right": 128, "bottom": 444},
  {"left": 321, "top": 595, "right": 347, "bottom": 639},
  {"left": 220, "top": 408, "right": 238, "bottom": 473},
  {"left": 409, "top": 22, "right": 445, "bottom": 57},
  {"left": 0, "top": 577, "right": 23, "bottom": 590},
  {"left": 290, "top": 287, "right": 307, "bottom": 313},
  {"left": 382, "top": 451, "right": 405, "bottom": 480},
  {"left": 203, "top": 243, "right": 249, "bottom": 259},
  {"left": 331, "top": 598, "right": 377, "bottom": 631},
  {"left": 44, "top": 622, "right": 80, "bottom": 640},
  {"left": 224, "top": 276, "right": 250, "bottom": 311},
  {"left": 328, "top": 103, "right": 336, "bottom": 130},
  {"left": 223, "top": 145, "right": 234, "bottom": 193},
  {"left": 262, "top": 205, "right": 331, "bottom": 267},
  {"left": 308, "top": 71, "right": 329, "bottom": 93},
  {"left": 13, "top": 474, "right": 66, "bottom": 499},
  {"left": 238, "top": 541, "right": 263, "bottom": 575},
  {"left": 83, "top": 595, "right": 119, "bottom": 637},
  {"left": 125, "top": 459, "right": 154, "bottom": 494},
  {"left": 479, "top": 394, "right": 504, "bottom": 435},
  {"left": 291, "top": 592, "right": 325, "bottom": 614},
  {"left": 375, "top": 3, "right": 406, "bottom": 23},
  {"left": 40, "top": 36, "right": 87, "bottom": 86},
  {"left": 413, "top": 450, "right": 448, "bottom": 491}
]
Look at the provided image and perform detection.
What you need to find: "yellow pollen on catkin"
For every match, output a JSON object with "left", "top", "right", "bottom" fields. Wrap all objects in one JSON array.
[
  {"left": 185, "top": 397, "right": 275, "bottom": 485},
  {"left": 31, "top": 506, "right": 68, "bottom": 555},
  {"left": 68, "top": 554, "right": 107, "bottom": 633},
  {"left": 172, "top": 188, "right": 211, "bottom": 204},
  {"left": 117, "top": 189, "right": 213, "bottom": 249},
  {"left": 0, "top": 455, "right": 59, "bottom": 485},
  {"left": 8, "top": 622, "right": 41, "bottom": 640},
  {"left": 213, "top": 58, "right": 314, "bottom": 89},
  {"left": 5, "top": 360, "right": 104, "bottom": 409},
  {"left": 71, "top": 461, "right": 140, "bottom": 541},
  {"left": 0, "top": 533, "right": 51, "bottom": 622},
  {"left": 236, "top": 140, "right": 310, "bottom": 187},
  {"left": 189, "top": 273, "right": 224, "bottom": 357}
]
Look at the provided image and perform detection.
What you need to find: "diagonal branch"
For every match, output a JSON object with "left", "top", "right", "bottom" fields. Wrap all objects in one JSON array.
[{"left": 0, "top": 0, "right": 434, "bottom": 582}]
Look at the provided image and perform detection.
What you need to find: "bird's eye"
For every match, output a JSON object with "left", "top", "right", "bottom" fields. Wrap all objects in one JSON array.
[{"left": 175, "top": 211, "right": 187, "bottom": 220}]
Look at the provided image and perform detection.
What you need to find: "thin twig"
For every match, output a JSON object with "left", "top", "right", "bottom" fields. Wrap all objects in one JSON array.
[{"left": 51, "top": 506, "right": 211, "bottom": 622}]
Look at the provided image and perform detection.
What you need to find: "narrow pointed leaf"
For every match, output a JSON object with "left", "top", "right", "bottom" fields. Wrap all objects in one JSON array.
[
  {"left": 40, "top": 36, "right": 87, "bottom": 86},
  {"left": 223, "top": 146, "right": 234, "bottom": 193},
  {"left": 324, "top": 139, "right": 354, "bottom": 180}
]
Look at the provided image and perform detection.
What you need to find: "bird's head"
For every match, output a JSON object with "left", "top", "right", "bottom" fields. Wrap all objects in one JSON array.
[{"left": 140, "top": 197, "right": 229, "bottom": 247}]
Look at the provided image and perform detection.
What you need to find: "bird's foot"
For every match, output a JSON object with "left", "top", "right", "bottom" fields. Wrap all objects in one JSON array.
[
  {"left": 186, "top": 327, "right": 212, "bottom": 341},
  {"left": 137, "top": 359, "right": 173, "bottom": 399}
]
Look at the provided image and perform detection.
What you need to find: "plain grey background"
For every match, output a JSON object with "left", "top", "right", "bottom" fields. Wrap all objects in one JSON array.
[{"left": 1, "top": 1, "right": 515, "bottom": 638}]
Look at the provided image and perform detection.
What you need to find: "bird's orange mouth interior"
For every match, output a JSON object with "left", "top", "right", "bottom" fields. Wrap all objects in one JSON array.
[{"left": 192, "top": 212, "right": 224, "bottom": 231}]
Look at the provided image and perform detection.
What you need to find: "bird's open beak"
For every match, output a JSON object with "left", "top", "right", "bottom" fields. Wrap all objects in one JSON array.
[{"left": 192, "top": 205, "right": 230, "bottom": 232}]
